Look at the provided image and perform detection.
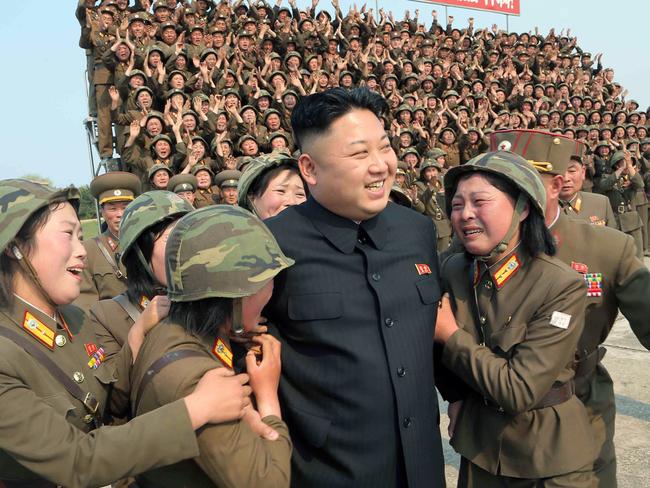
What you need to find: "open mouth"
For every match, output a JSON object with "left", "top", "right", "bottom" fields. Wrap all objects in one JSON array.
[
  {"left": 66, "top": 266, "right": 84, "bottom": 279},
  {"left": 463, "top": 228, "right": 483, "bottom": 237},
  {"left": 365, "top": 180, "right": 385, "bottom": 192}
]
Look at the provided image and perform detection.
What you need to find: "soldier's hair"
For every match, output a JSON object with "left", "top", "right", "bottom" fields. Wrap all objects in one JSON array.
[
  {"left": 248, "top": 161, "right": 308, "bottom": 200},
  {"left": 465, "top": 172, "right": 556, "bottom": 257},
  {"left": 168, "top": 297, "right": 232, "bottom": 339},
  {"left": 291, "top": 87, "right": 389, "bottom": 151},
  {"left": 122, "top": 217, "right": 180, "bottom": 304},
  {"left": 0, "top": 199, "right": 77, "bottom": 307}
]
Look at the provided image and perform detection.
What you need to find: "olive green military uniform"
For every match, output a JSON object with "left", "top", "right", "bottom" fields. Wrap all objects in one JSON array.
[
  {"left": 90, "top": 295, "right": 146, "bottom": 363},
  {"left": 441, "top": 249, "right": 595, "bottom": 487},
  {"left": 131, "top": 322, "right": 292, "bottom": 487},
  {"left": 562, "top": 190, "right": 618, "bottom": 228},
  {"left": 0, "top": 298, "right": 198, "bottom": 487},
  {"left": 75, "top": 173, "right": 141, "bottom": 312},
  {"left": 191, "top": 165, "right": 220, "bottom": 208},
  {"left": 215, "top": 170, "right": 242, "bottom": 205},
  {"left": 0, "top": 179, "right": 199, "bottom": 487},
  {"left": 167, "top": 174, "right": 198, "bottom": 204},
  {"left": 491, "top": 129, "right": 650, "bottom": 487},
  {"left": 422, "top": 187, "right": 451, "bottom": 252}
]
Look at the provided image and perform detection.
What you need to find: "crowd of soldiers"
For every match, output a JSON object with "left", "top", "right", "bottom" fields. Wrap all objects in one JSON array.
[{"left": 77, "top": 0, "right": 650, "bottom": 259}]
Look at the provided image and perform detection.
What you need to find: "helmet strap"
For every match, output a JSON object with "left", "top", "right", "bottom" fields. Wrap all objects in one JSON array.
[
  {"left": 475, "top": 194, "right": 527, "bottom": 262},
  {"left": 134, "top": 244, "right": 159, "bottom": 286},
  {"left": 246, "top": 196, "right": 260, "bottom": 218},
  {"left": 231, "top": 297, "right": 244, "bottom": 336},
  {"left": 11, "top": 244, "right": 59, "bottom": 311}
]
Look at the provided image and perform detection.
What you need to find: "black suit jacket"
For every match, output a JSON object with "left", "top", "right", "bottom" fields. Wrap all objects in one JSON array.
[{"left": 264, "top": 197, "right": 446, "bottom": 488}]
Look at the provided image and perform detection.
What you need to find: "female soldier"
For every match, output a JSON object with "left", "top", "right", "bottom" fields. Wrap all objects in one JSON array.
[
  {"left": 130, "top": 205, "right": 293, "bottom": 487},
  {"left": 0, "top": 179, "right": 255, "bottom": 487},
  {"left": 433, "top": 152, "right": 596, "bottom": 487},
  {"left": 237, "top": 152, "right": 307, "bottom": 219},
  {"left": 89, "top": 190, "right": 193, "bottom": 362}
]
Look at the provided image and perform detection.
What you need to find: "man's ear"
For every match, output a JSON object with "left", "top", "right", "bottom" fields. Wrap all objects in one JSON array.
[{"left": 298, "top": 153, "right": 317, "bottom": 187}]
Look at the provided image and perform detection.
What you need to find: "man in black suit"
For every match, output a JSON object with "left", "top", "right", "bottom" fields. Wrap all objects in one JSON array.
[{"left": 264, "top": 88, "right": 446, "bottom": 487}]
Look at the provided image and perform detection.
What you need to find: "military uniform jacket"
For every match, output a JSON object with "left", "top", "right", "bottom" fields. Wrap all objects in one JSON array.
[
  {"left": 264, "top": 198, "right": 446, "bottom": 488},
  {"left": 194, "top": 186, "right": 220, "bottom": 208},
  {"left": 131, "top": 321, "right": 292, "bottom": 488},
  {"left": 550, "top": 211, "right": 650, "bottom": 356},
  {"left": 563, "top": 190, "right": 618, "bottom": 228},
  {"left": 422, "top": 186, "right": 452, "bottom": 239},
  {"left": 440, "top": 249, "right": 596, "bottom": 478},
  {"left": 75, "top": 231, "right": 128, "bottom": 313},
  {"left": 597, "top": 172, "right": 644, "bottom": 232},
  {"left": 0, "top": 298, "right": 199, "bottom": 487}
]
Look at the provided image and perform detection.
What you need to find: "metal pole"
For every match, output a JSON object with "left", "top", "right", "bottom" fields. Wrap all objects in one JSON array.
[
  {"left": 506, "top": 14, "right": 509, "bottom": 32},
  {"left": 375, "top": 0, "right": 379, "bottom": 22},
  {"left": 445, "top": 6, "right": 448, "bottom": 24}
]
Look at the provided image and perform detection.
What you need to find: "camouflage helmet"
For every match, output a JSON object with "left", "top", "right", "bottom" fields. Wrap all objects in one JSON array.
[
  {"left": 609, "top": 150, "right": 627, "bottom": 169},
  {"left": 117, "top": 191, "right": 194, "bottom": 265},
  {"left": 237, "top": 152, "right": 299, "bottom": 211},
  {"left": 444, "top": 151, "right": 546, "bottom": 219},
  {"left": 427, "top": 147, "right": 447, "bottom": 159},
  {"left": 165, "top": 205, "right": 294, "bottom": 302},
  {"left": 0, "top": 179, "right": 80, "bottom": 254},
  {"left": 420, "top": 158, "right": 443, "bottom": 172}
]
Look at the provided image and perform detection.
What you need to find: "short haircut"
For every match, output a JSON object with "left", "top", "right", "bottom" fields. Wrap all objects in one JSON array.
[
  {"left": 291, "top": 87, "right": 388, "bottom": 151},
  {"left": 249, "top": 161, "right": 307, "bottom": 200}
]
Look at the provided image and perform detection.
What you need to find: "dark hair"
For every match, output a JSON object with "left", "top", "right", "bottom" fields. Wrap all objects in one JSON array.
[
  {"left": 458, "top": 171, "right": 556, "bottom": 257},
  {"left": 123, "top": 217, "right": 178, "bottom": 304},
  {"left": 168, "top": 296, "right": 232, "bottom": 339},
  {"left": 249, "top": 161, "right": 308, "bottom": 199},
  {"left": 0, "top": 200, "right": 78, "bottom": 307},
  {"left": 291, "top": 87, "right": 388, "bottom": 150}
]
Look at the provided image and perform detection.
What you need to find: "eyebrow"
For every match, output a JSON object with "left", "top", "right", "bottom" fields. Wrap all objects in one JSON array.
[
  {"left": 61, "top": 220, "right": 79, "bottom": 227},
  {"left": 348, "top": 134, "right": 389, "bottom": 145}
]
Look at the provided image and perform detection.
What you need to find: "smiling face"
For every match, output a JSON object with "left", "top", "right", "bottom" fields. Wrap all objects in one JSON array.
[
  {"left": 101, "top": 201, "right": 130, "bottom": 236},
  {"left": 13, "top": 202, "right": 87, "bottom": 312},
  {"left": 451, "top": 173, "right": 526, "bottom": 261},
  {"left": 298, "top": 108, "right": 397, "bottom": 221},
  {"left": 251, "top": 169, "right": 307, "bottom": 219}
]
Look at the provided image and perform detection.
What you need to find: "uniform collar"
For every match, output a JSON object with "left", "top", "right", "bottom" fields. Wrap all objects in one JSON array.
[
  {"left": 300, "top": 197, "right": 388, "bottom": 254},
  {"left": 562, "top": 192, "right": 582, "bottom": 213},
  {"left": 473, "top": 245, "right": 528, "bottom": 291}
]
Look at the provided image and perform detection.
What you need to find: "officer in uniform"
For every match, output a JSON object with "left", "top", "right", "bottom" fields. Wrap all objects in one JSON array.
[
  {"left": 167, "top": 174, "right": 198, "bottom": 207},
  {"left": 89, "top": 191, "right": 194, "bottom": 363},
  {"left": 559, "top": 152, "right": 618, "bottom": 228},
  {"left": 420, "top": 157, "right": 451, "bottom": 251},
  {"left": 435, "top": 151, "right": 596, "bottom": 487},
  {"left": 491, "top": 129, "right": 650, "bottom": 487},
  {"left": 214, "top": 170, "right": 242, "bottom": 206},
  {"left": 191, "top": 166, "right": 219, "bottom": 208},
  {"left": 596, "top": 150, "right": 645, "bottom": 258},
  {"left": 0, "top": 179, "right": 248, "bottom": 486},
  {"left": 75, "top": 172, "right": 141, "bottom": 312},
  {"left": 130, "top": 205, "right": 293, "bottom": 487}
]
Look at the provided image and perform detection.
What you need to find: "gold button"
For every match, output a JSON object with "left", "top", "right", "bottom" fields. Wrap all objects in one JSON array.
[
  {"left": 55, "top": 335, "right": 67, "bottom": 347},
  {"left": 82, "top": 414, "right": 95, "bottom": 424},
  {"left": 479, "top": 316, "right": 487, "bottom": 324},
  {"left": 73, "top": 372, "right": 85, "bottom": 383}
]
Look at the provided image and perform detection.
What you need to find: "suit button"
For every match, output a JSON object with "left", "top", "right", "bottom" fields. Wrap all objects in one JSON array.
[
  {"left": 73, "top": 372, "right": 85, "bottom": 384},
  {"left": 371, "top": 273, "right": 381, "bottom": 281},
  {"left": 479, "top": 316, "right": 487, "bottom": 325},
  {"left": 55, "top": 335, "right": 67, "bottom": 347},
  {"left": 397, "top": 367, "right": 406, "bottom": 377},
  {"left": 402, "top": 417, "right": 412, "bottom": 428},
  {"left": 484, "top": 281, "right": 493, "bottom": 289},
  {"left": 384, "top": 318, "right": 394, "bottom": 327},
  {"left": 82, "top": 414, "right": 95, "bottom": 424}
]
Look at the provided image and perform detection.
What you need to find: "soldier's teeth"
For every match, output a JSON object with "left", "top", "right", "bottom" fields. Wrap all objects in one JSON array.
[{"left": 366, "top": 181, "right": 384, "bottom": 189}]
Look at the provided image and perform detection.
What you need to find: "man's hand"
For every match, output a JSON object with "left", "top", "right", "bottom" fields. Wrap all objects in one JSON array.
[
  {"left": 447, "top": 400, "right": 463, "bottom": 438},
  {"left": 434, "top": 294, "right": 459, "bottom": 343}
]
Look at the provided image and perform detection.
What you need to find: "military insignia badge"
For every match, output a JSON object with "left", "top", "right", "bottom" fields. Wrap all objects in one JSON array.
[
  {"left": 139, "top": 296, "right": 151, "bottom": 309},
  {"left": 415, "top": 263, "right": 432, "bottom": 275},
  {"left": 212, "top": 338, "right": 233, "bottom": 368},
  {"left": 85, "top": 343, "right": 98, "bottom": 357},
  {"left": 22, "top": 312, "right": 55, "bottom": 349},
  {"left": 584, "top": 273, "right": 603, "bottom": 297},
  {"left": 589, "top": 215, "right": 606, "bottom": 226},
  {"left": 87, "top": 347, "right": 106, "bottom": 369},
  {"left": 493, "top": 255, "right": 520, "bottom": 289},
  {"left": 571, "top": 261, "right": 588, "bottom": 274}
]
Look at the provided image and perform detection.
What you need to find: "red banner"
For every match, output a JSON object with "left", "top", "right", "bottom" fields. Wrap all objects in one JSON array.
[{"left": 423, "top": 0, "right": 520, "bottom": 16}]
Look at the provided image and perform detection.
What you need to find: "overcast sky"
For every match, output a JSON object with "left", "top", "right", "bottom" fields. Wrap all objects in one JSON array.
[{"left": 0, "top": 0, "right": 647, "bottom": 187}]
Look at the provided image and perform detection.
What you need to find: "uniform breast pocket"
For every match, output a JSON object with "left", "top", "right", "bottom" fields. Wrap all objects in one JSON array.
[
  {"left": 42, "top": 393, "right": 77, "bottom": 419},
  {"left": 415, "top": 276, "right": 442, "bottom": 305},
  {"left": 489, "top": 324, "right": 527, "bottom": 356},
  {"left": 288, "top": 292, "right": 343, "bottom": 321}
]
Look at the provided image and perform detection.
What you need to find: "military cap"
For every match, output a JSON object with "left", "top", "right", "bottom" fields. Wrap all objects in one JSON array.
[
  {"left": 90, "top": 172, "right": 141, "bottom": 205},
  {"left": 390, "top": 185, "right": 413, "bottom": 209},
  {"left": 339, "top": 70, "right": 354, "bottom": 80},
  {"left": 268, "top": 131, "right": 289, "bottom": 143},
  {"left": 427, "top": 148, "right": 447, "bottom": 159},
  {"left": 595, "top": 141, "right": 610, "bottom": 150},
  {"left": 167, "top": 174, "right": 197, "bottom": 194},
  {"left": 400, "top": 147, "right": 420, "bottom": 159},
  {"left": 168, "top": 69, "right": 188, "bottom": 81},
  {"left": 99, "top": 7, "right": 116, "bottom": 17},
  {"left": 237, "top": 30, "right": 253, "bottom": 38},
  {"left": 222, "top": 88, "right": 241, "bottom": 99},
  {"left": 215, "top": 170, "right": 242, "bottom": 188},
  {"left": 129, "top": 12, "right": 150, "bottom": 24},
  {"left": 443, "top": 90, "right": 459, "bottom": 98},
  {"left": 420, "top": 158, "right": 444, "bottom": 172},
  {"left": 151, "top": 134, "right": 173, "bottom": 147},
  {"left": 239, "top": 104, "right": 258, "bottom": 116},
  {"left": 282, "top": 89, "right": 299, "bottom": 99},
  {"left": 609, "top": 150, "right": 627, "bottom": 169},
  {"left": 263, "top": 108, "right": 282, "bottom": 122},
  {"left": 237, "top": 152, "right": 299, "bottom": 210},
  {"left": 200, "top": 48, "right": 219, "bottom": 60},
  {"left": 165, "top": 88, "right": 188, "bottom": 101},
  {"left": 489, "top": 129, "right": 586, "bottom": 176},
  {"left": 127, "top": 69, "right": 147, "bottom": 79},
  {"left": 0, "top": 179, "right": 80, "bottom": 253},
  {"left": 285, "top": 51, "right": 303, "bottom": 61},
  {"left": 191, "top": 164, "right": 214, "bottom": 177},
  {"left": 134, "top": 86, "right": 154, "bottom": 101},
  {"left": 144, "top": 111, "right": 165, "bottom": 125},
  {"left": 269, "top": 70, "right": 288, "bottom": 83},
  {"left": 640, "top": 138, "right": 650, "bottom": 146},
  {"left": 396, "top": 161, "right": 409, "bottom": 175},
  {"left": 188, "top": 25, "right": 204, "bottom": 33},
  {"left": 165, "top": 205, "right": 293, "bottom": 303},
  {"left": 147, "top": 163, "right": 173, "bottom": 180},
  {"left": 159, "top": 21, "right": 177, "bottom": 32},
  {"left": 237, "top": 134, "right": 258, "bottom": 150},
  {"left": 117, "top": 190, "right": 193, "bottom": 264},
  {"left": 444, "top": 151, "right": 547, "bottom": 219},
  {"left": 152, "top": 1, "right": 171, "bottom": 10}
]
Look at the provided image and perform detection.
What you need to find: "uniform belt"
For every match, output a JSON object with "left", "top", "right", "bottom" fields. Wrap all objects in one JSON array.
[
  {"left": 617, "top": 203, "right": 632, "bottom": 214},
  {"left": 483, "top": 380, "right": 575, "bottom": 412},
  {"left": 573, "top": 346, "right": 606, "bottom": 379}
]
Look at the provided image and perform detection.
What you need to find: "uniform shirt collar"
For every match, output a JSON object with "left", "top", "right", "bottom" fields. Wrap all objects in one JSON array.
[{"left": 301, "top": 197, "right": 388, "bottom": 254}]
